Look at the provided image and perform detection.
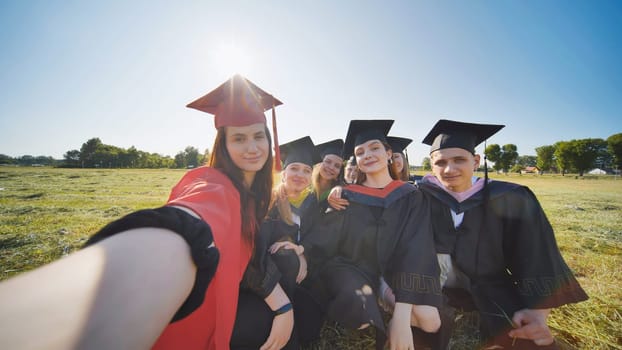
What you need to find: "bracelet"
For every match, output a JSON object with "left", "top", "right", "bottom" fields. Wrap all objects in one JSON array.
[{"left": 273, "top": 303, "right": 293, "bottom": 316}]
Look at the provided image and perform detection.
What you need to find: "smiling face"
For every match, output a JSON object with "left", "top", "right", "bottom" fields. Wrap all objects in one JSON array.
[
  {"left": 430, "top": 147, "right": 480, "bottom": 192},
  {"left": 354, "top": 139, "right": 392, "bottom": 176},
  {"left": 319, "top": 154, "right": 343, "bottom": 181},
  {"left": 225, "top": 122, "right": 270, "bottom": 176},
  {"left": 282, "top": 162, "right": 312, "bottom": 194}
]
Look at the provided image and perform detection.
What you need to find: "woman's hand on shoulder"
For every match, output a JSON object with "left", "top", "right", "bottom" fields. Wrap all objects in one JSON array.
[
  {"left": 269, "top": 241, "right": 303, "bottom": 255},
  {"left": 327, "top": 186, "right": 349, "bottom": 211}
]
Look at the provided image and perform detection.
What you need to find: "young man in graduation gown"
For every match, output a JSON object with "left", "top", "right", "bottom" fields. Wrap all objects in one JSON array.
[{"left": 416, "top": 119, "right": 588, "bottom": 349}]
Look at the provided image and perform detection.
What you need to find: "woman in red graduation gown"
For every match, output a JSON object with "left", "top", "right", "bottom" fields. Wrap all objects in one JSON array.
[{"left": 0, "top": 75, "right": 293, "bottom": 350}]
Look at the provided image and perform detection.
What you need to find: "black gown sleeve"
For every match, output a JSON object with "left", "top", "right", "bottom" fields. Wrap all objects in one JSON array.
[
  {"left": 300, "top": 208, "right": 345, "bottom": 276},
  {"left": 502, "top": 186, "right": 588, "bottom": 308},
  {"left": 239, "top": 218, "right": 296, "bottom": 298},
  {"left": 83, "top": 206, "right": 220, "bottom": 322},
  {"left": 385, "top": 191, "right": 443, "bottom": 307}
]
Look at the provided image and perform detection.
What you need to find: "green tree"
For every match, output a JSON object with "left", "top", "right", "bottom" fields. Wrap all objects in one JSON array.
[
  {"left": 174, "top": 151, "right": 186, "bottom": 168},
  {"left": 554, "top": 141, "right": 573, "bottom": 176},
  {"left": 516, "top": 155, "right": 537, "bottom": 168},
  {"left": 16, "top": 155, "right": 35, "bottom": 166},
  {"left": 536, "top": 145, "right": 555, "bottom": 173},
  {"left": 63, "top": 150, "right": 81, "bottom": 167},
  {"left": 422, "top": 157, "right": 431, "bottom": 171},
  {"left": 500, "top": 144, "right": 518, "bottom": 173},
  {"left": 0, "top": 154, "right": 14, "bottom": 165},
  {"left": 184, "top": 146, "right": 201, "bottom": 168},
  {"left": 80, "top": 138, "right": 103, "bottom": 168},
  {"left": 607, "top": 133, "right": 622, "bottom": 169},
  {"left": 571, "top": 138, "right": 606, "bottom": 176},
  {"left": 485, "top": 144, "right": 502, "bottom": 172}
]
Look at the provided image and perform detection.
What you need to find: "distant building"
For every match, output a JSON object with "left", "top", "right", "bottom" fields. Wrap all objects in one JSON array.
[
  {"left": 521, "top": 166, "right": 540, "bottom": 174},
  {"left": 588, "top": 168, "right": 607, "bottom": 175}
]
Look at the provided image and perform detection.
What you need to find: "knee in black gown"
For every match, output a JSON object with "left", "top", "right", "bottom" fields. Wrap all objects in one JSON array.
[
  {"left": 322, "top": 266, "right": 383, "bottom": 331},
  {"left": 271, "top": 248, "right": 300, "bottom": 296}
]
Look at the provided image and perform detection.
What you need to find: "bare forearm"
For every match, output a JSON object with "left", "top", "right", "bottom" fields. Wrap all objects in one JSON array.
[
  {"left": 264, "top": 283, "right": 290, "bottom": 310},
  {"left": 0, "top": 228, "right": 196, "bottom": 349}
]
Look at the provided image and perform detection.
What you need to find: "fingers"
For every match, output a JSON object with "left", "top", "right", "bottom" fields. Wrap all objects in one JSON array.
[
  {"left": 329, "top": 199, "right": 349, "bottom": 210},
  {"left": 269, "top": 241, "right": 292, "bottom": 254},
  {"left": 508, "top": 324, "right": 554, "bottom": 345},
  {"left": 296, "top": 266, "right": 307, "bottom": 283},
  {"left": 259, "top": 335, "right": 287, "bottom": 350},
  {"left": 533, "top": 336, "right": 555, "bottom": 346}
]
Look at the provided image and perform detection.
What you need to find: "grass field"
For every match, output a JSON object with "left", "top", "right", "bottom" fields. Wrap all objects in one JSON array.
[{"left": 1, "top": 167, "right": 621, "bottom": 349}]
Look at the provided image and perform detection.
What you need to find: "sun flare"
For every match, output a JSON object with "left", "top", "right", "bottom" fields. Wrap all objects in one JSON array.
[{"left": 211, "top": 42, "right": 252, "bottom": 76}]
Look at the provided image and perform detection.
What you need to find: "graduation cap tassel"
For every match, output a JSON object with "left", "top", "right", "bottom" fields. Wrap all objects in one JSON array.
[
  {"left": 483, "top": 140, "right": 489, "bottom": 186},
  {"left": 271, "top": 106, "right": 282, "bottom": 171}
]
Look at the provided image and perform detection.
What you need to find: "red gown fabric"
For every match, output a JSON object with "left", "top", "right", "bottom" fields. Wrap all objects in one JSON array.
[{"left": 152, "top": 167, "right": 252, "bottom": 350}]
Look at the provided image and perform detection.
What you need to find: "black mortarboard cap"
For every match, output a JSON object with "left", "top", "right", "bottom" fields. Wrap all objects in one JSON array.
[
  {"left": 343, "top": 119, "right": 394, "bottom": 159},
  {"left": 346, "top": 155, "right": 357, "bottom": 166},
  {"left": 422, "top": 119, "right": 504, "bottom": 154},
  {"left": 315, "top": 139, "right": 344, "bottom": 161},
  {"left": 279, "top": 136, "right": 317, "bottom": 168},
  {"left": 387, "top": 136, "right": 413, "bottom": 154}
]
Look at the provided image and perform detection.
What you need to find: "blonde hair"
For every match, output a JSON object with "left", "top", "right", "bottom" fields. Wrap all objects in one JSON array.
[{"left": 269, "top": 182, "right": 295, "bottom": 225}]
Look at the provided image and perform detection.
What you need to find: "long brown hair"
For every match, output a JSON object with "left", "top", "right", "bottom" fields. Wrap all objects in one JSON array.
[
  {"left": 355, "top": 141, "right": 399, "bottom": 185},
  {"left": 209, "top": 126, "right": 274, "bottom": 244},
  {"left": 391, "top": 152, "right": 410, "bottom": 181}
]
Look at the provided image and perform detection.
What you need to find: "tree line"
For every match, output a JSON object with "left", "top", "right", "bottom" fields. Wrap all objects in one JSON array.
[
  {"left": 0, "top": 138, "right": 210, "bottom": 169},
  {"left": 420, "top": 133, "right": 622, "bottom": 176}
]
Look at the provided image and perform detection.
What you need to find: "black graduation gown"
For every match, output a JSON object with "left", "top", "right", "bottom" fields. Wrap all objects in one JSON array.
[
  {"left": 302, "top": 180, "right": 442, "bottom": 333},
  {"left": 417, "top": 179, "right": 588, "bottom": 347},
  {"left": 233, "top": 192, "right": 323, "bottom": 349}
]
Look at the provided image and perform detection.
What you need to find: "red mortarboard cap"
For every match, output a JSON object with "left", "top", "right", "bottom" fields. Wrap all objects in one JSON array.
[
  {"left": 187, "top": 74, "right": 282, "bottom": 128},
  {"left": 343, "top": 119, "right": 394, "bottom": 160},
  {"left": 315, "top": 139, "right": 344, "bottom": 161},
  {"left": 187, "top": 74, "right": 284, "bottom": 169},
  {"left": 422, "top": 119, "right": 504, "bottom": 154}
]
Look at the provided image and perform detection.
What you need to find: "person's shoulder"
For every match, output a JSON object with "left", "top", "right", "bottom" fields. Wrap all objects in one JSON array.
[
  {"left": 488, "top": 180, "right": 528, "bottom": 194},
  {"left": 179, "top": 166, "right": 235, "bottom": 188},
  {"left": 488, "top": 180, "right": 539, "bottom": 203},
  {"left": 169, "top": 166, "right": 238, "bottom": 203}
]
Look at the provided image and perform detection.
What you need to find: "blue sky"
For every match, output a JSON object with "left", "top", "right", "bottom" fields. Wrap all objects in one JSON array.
[{"left": 1, "top": 0, "right": 620, "bottom": 165}]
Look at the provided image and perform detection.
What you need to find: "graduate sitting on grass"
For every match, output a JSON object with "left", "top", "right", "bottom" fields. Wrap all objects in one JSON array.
[{"left": 410, "top": 119, "right": 589, "bottom": 349}]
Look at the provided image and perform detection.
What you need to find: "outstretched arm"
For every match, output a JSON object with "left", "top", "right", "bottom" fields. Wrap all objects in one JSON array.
[{"left": 0, "top": 228, "right": 196, "bottom": 350}]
